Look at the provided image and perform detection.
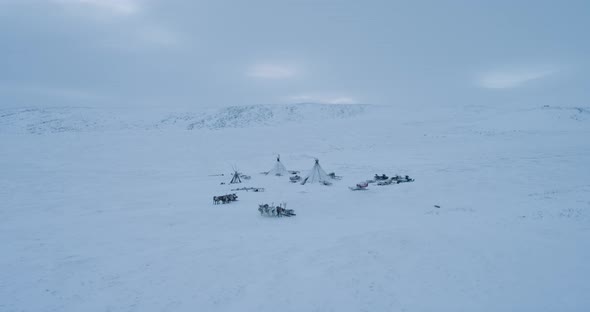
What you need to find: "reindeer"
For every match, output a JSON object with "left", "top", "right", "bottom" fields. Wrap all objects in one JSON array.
[
  {"left": 259, "top": 203, "right": 295, "bottom": 217},
  {"left": 214, "top": 194, "right": 238, "bottom": 205},
  {"left": 258, "top": 204, "right": 270, "bottom": 215}
]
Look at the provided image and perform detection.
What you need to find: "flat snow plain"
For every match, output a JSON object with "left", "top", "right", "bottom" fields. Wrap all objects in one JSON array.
[{"left": 1, "top": 103, "right": 589, "bottom": 311}]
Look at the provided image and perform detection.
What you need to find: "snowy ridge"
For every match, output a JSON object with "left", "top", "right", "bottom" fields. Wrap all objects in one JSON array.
[
  {"left": 166, "top": 103, "right": 368, "bottom": 130},
  {"left": 0, "top": 107, "right": 135, "bottom": 134},
  {"left": 540, "top": 105, "right": 590, "bottom": 121},
  {"left": 0, "top": 103, "right": 369, "bottom": 134}
]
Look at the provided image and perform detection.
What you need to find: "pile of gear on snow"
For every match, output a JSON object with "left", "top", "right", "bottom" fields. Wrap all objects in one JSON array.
[
  {"left": 258, "top": 203, "right": 296, "bottom": 217},
  {"left": 350, "top": 174, "right": 415, "bottom": 190},
  {"left": 231, "top": 187, "right": 265, "bottom": 192},
  {"left": 370, "top": 174, "right": 414, "bottom": 185},
  {"left": 289, "top": 174, "right": 301, "bottom": 183}
]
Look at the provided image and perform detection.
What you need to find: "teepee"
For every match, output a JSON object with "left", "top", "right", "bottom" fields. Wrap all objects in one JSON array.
[
  {"left": 230, "top": 170, "right": 242, "bottom": 184},
  {"left": 267, "top": 155, "right": 288, "bottom": 176},
  {"left": 301, "top": 159, "right": 331, "bottom": 185}
]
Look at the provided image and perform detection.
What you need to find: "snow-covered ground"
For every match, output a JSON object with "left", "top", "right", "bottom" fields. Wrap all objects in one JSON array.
[{"left": 1, "top": 103, "right": 589, "bottom": 311}]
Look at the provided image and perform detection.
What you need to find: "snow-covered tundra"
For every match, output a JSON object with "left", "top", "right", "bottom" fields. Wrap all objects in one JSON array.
[{"left": 1, "top": 103, "right": 589, "bottom": 311}]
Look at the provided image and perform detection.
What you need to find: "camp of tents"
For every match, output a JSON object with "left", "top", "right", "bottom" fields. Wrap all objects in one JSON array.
[
  {"left": 226, "top": 155, "right": 412, "bottom": 189},
  {"left": 218, "top": 155, "right": 413, "bottom": 217},
  {"left": 259, "top": 156, "right": 331, "bottom": 185}
]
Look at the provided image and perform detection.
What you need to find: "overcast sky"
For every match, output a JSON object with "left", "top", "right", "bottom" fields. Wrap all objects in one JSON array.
[{"left": 0, "top": 0, "right": 588, "bottom": 109}]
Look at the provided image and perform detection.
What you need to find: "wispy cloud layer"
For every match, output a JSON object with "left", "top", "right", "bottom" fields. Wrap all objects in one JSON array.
[
  {"left": 1, "top": 1, "right": 584, "bottom": 108},
  {"left": 477, "top": 67, "right": 558, "bottom": 89},
  {"left": 52, "top": 0, "right": 141, "bottom": 16},
  {"left": 284, "top": 94, "right": 358, "bottom": 105},
  {"left": 49, "top": 0, "right": 183, "bottom": 49},
  {"left": 99, "top": 25, "right": 184, "bottom": 50},
  {"left": 247, "top": 63, "right": 299, "bottom": 79},
  {"left": 0, "top": 83, "right": 101, "bottom": 102}
]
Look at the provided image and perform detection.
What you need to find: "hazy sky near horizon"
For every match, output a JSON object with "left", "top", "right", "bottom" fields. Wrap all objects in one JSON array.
[{"left": 0, "top": 0, "right": 588, "bottom": 108}]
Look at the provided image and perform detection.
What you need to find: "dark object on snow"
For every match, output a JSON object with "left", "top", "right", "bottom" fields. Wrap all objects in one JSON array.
[
  {"left": 290, "top": 175, "right": 301, "bottom": 183},
  {"left": 374, "top": 174, "right": 389, "bottom": 180},
  {"left": 391, "top": 175, "right": 414, "bottom": 184},
  {"left": 239, "top": 174, "right": 251, "bottom": 180},
  {"left": 376, "top": 175, "right": 415, "bottom": 185},
  {"left": 258, "top": 203, "right": 295, "bottom": 217},
  {"left": 434, "top": 205, "right": 441, "bottom": 208},
  {"left": 213, "top": 193, "right": 238, "bottom": 204},
  {"left": 328, "top": 172, "right": 342, "bottom": 180},
  {"left": 230, "top": 170, "right": 242, "bottom": 184},
  {"left": 232, "top": 187, "right": 264, "bottom": 192},
  {"left": 349, "top": 182, "right": 369, "bottom": 191},
  {"left": 289, "top": 170, "right": 300, "bottom": 175}
]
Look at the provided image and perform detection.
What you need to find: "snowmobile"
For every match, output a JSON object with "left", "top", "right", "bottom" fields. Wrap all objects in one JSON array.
[
  {"left": 328, "top": 172, "right": 342, "bottom": 180},
  {"left": 349, "top": 182, "right": 369, "bottom": 191},
  {"left": 374, "top": 175, "right": 415, "bottom": 185},
  {"left": 391, "top": 175, "right": 414, "bottom": 184},
  {"left": 374, "top": 174, "right": 389, "bottom": 180}
]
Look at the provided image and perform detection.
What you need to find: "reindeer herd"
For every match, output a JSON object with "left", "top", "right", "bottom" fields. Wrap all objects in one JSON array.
[
  {"left": 258, "top": 203, "right": 296, "bottom": 217},
  {"left": 213, "top": 193, "right": 238, "bottom": 204},
  {"left": 212, "top": 193, "right": 296, "bottom": 217}
]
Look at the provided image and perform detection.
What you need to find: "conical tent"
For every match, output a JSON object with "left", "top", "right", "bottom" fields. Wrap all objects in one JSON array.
[
  {"left": 230, "top": 170, "right": 242, "bottom": 184},
  {"left": 301, "top": 159, "right": 331, "bottom": 185},
  {"left": 267, "top": 155, "right": 288, "bottom": 176}
]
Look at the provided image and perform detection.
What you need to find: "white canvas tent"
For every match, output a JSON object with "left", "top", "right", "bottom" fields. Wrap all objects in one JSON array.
[
  {"left": 267, "top": 155, "right": 288, "bottom": 176},
  {"left": 301, "top": 159, "right": 331, "bottom": 185}
]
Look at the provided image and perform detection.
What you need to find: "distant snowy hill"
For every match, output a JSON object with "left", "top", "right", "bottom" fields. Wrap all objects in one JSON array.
[
  {"left": 0, "top": 103, "right": 369, "bottom": 134},
  {"left": 168, "top": 103, "right": 369, "bottom": 130}
]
